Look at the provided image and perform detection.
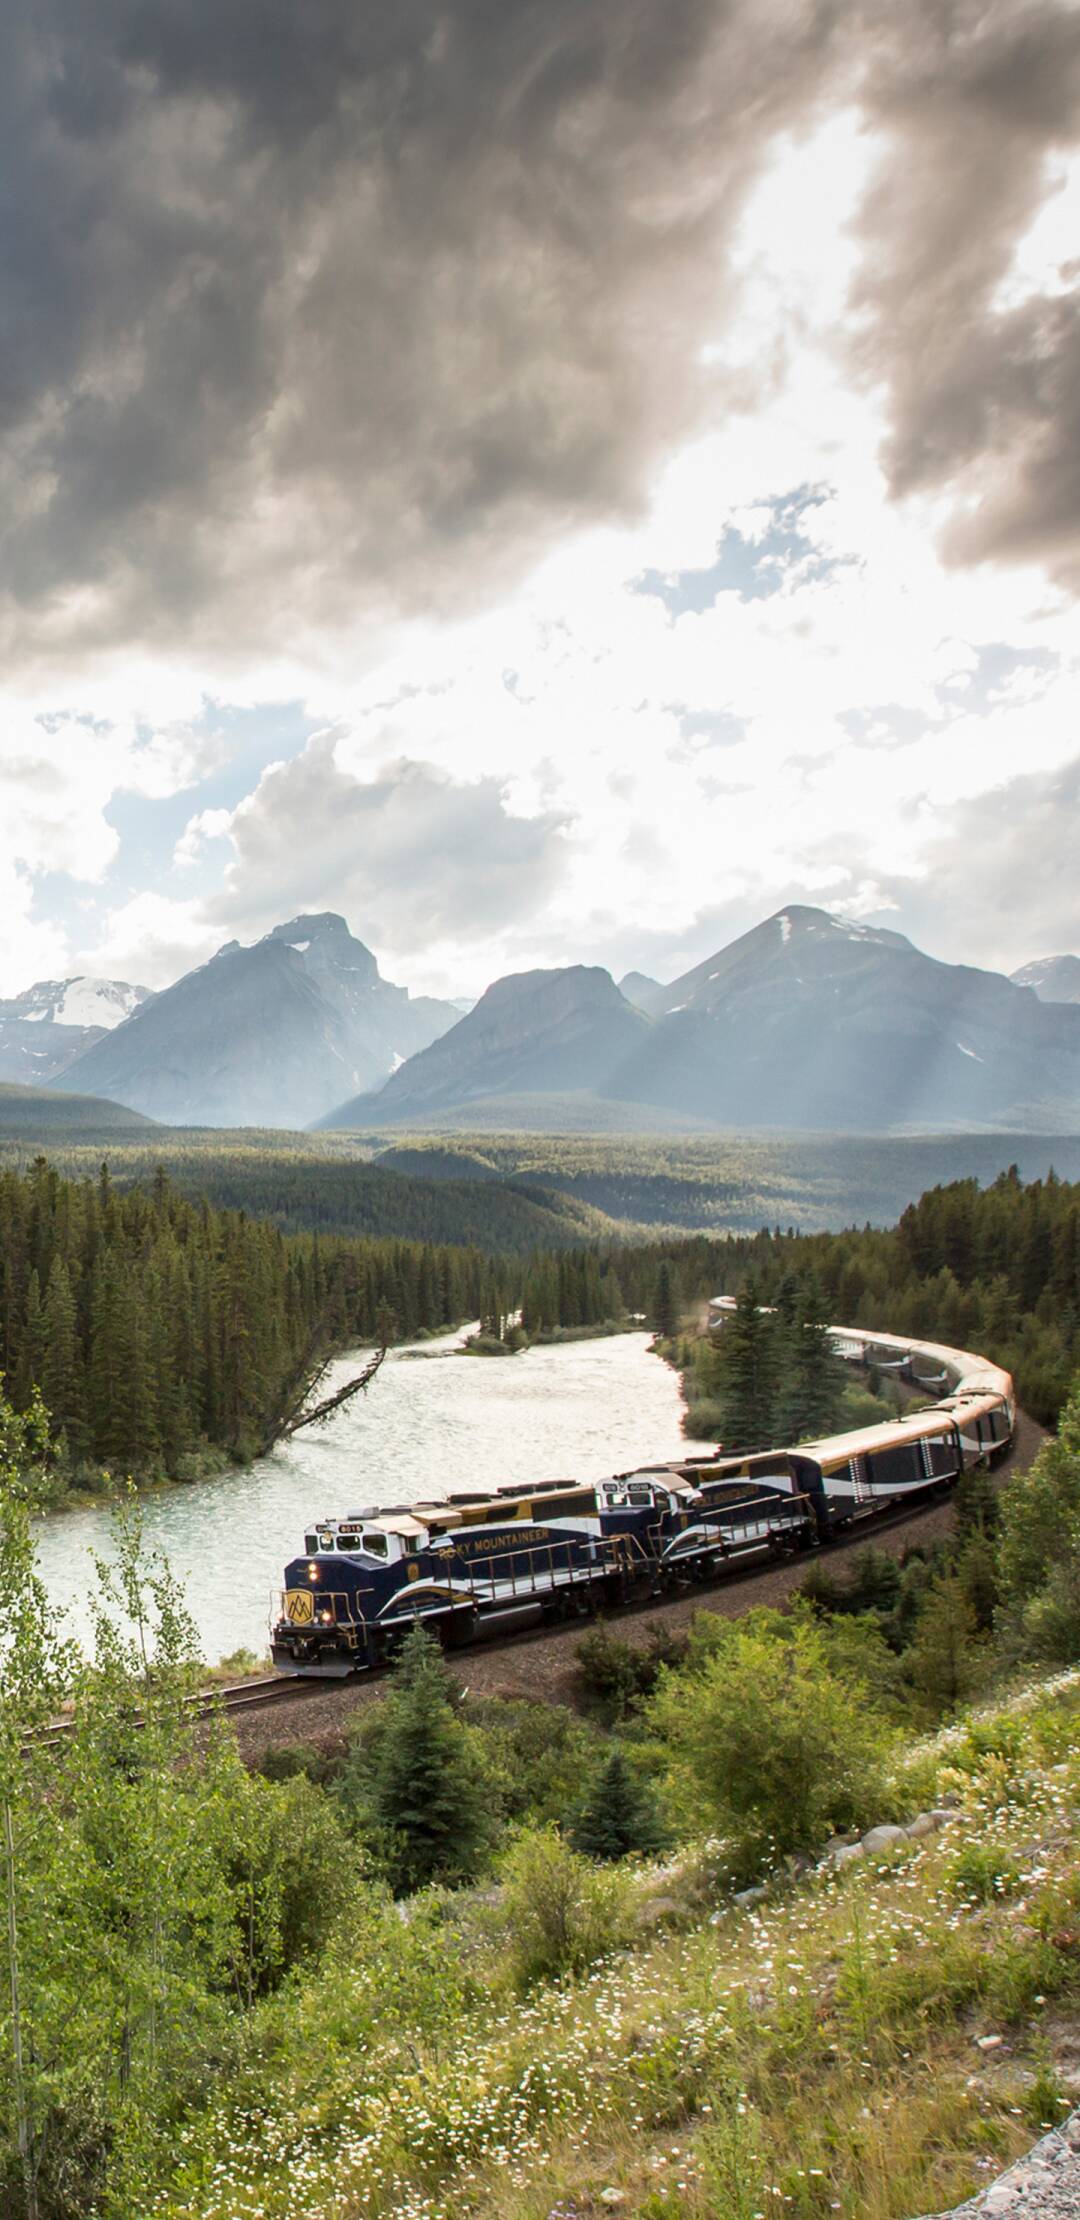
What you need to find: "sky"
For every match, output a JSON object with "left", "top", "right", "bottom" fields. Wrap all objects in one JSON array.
[{"left": 3, "top": 0, "right": 1080, "bottom": 1004}]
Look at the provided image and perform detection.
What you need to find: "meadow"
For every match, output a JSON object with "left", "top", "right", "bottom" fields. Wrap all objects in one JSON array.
[{"left": 4, "top": 1373, "right": 1078, "bottom": 2220}]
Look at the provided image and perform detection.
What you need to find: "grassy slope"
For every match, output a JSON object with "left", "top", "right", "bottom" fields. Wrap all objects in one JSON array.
[
  {"left": 149, "top": 1674, "right": 1080, "bottom": 2220},
  {"left": 361, "top": 1128, "right": 1080, "bottom": 1234},
  {"left": 0, "top": 1081, "right": 152, "bottom": 1134}
]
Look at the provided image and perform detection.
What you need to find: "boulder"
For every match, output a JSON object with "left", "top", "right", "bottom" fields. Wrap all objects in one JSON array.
[
  {"left": 906, "top": 1812, "right": 942, "bottom": 1839},
  {"left": 861, "top": 1823, "right": 909, "bottom": 1853}
]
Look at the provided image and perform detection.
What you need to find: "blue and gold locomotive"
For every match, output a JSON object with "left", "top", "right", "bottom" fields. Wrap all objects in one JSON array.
[{"left": 271, "top": 1324, "right": 1015, "bottom": 1676}]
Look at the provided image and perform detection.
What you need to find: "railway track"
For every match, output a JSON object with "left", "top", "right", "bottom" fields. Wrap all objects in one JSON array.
[
  {"left": 29, "top": 1412, "right": 1046, "bottom": 1755},
  {"left": 33, "top": 1669, "right": 329, "bottom": 1749}
]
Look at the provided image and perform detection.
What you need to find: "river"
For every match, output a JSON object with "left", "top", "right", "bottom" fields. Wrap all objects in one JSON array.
[{"left": 34, "top": 1329, "right": 712, "bottom": 1663}]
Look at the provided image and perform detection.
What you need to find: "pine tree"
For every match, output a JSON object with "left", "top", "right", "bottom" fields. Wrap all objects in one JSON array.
[
  {"left": 777, "top": 1278, "right": 846, "bottom": 1443},
  {"left": 906, "top": 1574, "right": 988, "bottom": 1718},
  {"left": 41, "top": 1255, "right": 82, "bottom": 1454},
  {"left": 715, "top": 1277, "right": 780, "bottom": 1449},
  {"left": 571, "top": 1748, "right": 662, "bottom": 1861},
  {"left": 652, "top": 1260, "right": 678, "bottom": 1340},
  {"left": 367, "top": 1624, "right": 492, "bottom": 1893}
]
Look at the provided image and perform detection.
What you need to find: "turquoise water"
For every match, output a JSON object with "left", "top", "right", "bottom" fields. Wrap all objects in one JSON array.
[{"left": 34, "top": 1330, "right": 711, "bottom": 1663}]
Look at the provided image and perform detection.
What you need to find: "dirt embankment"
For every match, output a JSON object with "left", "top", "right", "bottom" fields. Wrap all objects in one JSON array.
[{"left": 225, "top": 1408, "right": 1047, "bottom": 1770}]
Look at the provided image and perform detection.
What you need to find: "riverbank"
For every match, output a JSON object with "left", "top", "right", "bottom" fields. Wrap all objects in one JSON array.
[
  {"left": 461, "top": 1317, "right": 639, "bottom": 1355},
  {"left": 34, "top": 1327, "right": 710, "bottom": 1662}
]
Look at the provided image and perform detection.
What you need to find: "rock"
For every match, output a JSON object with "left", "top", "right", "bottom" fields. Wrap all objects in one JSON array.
[
  {"left": 637, "top": 1896, "right": 682, "bottom": 1929},
  {"left": 831, "top": 1843, "right": 865, "bottom": 1869},
  {"left": 975, "top": 2033, "right": 1005, "bottom": 2051},
  {"left": 822, "top": 1834, "right": 855, "bottom": 1862},
  {"left": 930, "top": 1807, "right": 959, "bottom": 1826},
  {"left": 906, "top": 1812, "right": 942, "bottom": 1839},
  {"left": 860, "top": 1824, "right": 909, "bottom": 1853},
  {"left": 734, "top": 1884, "right": 768, "bottom": 1907},
  {"left": 599, "top": 2192, "right": 627, "bottom": 2208}
]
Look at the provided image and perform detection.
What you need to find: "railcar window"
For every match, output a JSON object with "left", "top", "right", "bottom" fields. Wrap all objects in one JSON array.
[
  {"left": 989, "top": 1408, "right": 1009, "bottom": 1441},
  {"left": 867, "top": 1443, "right": 923, "bottom": 1488},
  {"left": 304, "top": 1534, "right": 318, "bottom": 1555},
  {"left": 362, "top": 1532, "right": 389, "bottom": 1558},
  {"left": 924, "top": 1435, "right": 958, "bottom": 1477}
]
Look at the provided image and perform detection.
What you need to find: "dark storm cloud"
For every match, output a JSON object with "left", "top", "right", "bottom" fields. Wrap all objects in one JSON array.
[
  {"left": 4, "top": 1, "right": 1080, "bottom": 670},
  {"left": 212, "top": 734, "right": 570, "bottom": 949},
  {"left": 0, "top": 0, "right": 850, "bottom": 663},
  {"left": 853, "top": 0, "right": 1080, "bottom": 586}
]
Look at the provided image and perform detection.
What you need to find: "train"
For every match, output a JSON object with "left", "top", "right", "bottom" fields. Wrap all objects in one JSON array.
[{"left": 270, "top": 1324, "right": 1016, "bottom": 1677}]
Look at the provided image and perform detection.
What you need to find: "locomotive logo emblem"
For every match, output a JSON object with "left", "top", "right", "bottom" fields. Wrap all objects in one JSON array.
[{"left": 285, "top": 1588, "right": 315, "bottom": 1625}]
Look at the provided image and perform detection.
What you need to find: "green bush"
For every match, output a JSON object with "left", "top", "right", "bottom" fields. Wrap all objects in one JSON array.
[
  {"left": 575, "top": 1620, "right": 687, "bottom": 1721},
  {"left": 647, "top": 1613, "right": 888, "bottom": 1875},
  {"left": 462, "top": 1697, "right": 604, "bottom": 1828},
  {"left": 498, "top": 1826, "right": 631, "bottom": 1990}
]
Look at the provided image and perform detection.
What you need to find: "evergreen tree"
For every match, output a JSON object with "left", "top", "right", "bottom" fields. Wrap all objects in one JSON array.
[
  {"left": 715, "top": 1277, "right": 780, "bottom": 1449},
  {"left": 652, "top": 1260, "right": 678, "bottom": 1340},
  {"left": 776, "top": 1277, "right": 845, "bottom": 1443},
  {"left": 906, "top": 1574, "right": 988, "bottom": 1718},
  {"left": 366, "top": 1624, "right": 492, "bottom": 1893},
  {"left": 571, "top": 1747, "right": 662, "bottom": 1861}
]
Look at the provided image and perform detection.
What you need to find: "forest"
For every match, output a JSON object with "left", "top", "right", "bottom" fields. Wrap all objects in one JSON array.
[
  {"left": 700, "top": 1166, "right": 1080, "bottom": 1428},
  {"left": 540, "top": 1166, "right": 1080, "bottom": 1429},
  {"left": 5, "top": 1113, "right": 1080, "bottom": 1246},
  {"left": 4, "top": 1156, "right": 1080, "bottom": 1485},
  {"left": 0, "top": 1157, "right": 491, "bottom": 1486}
]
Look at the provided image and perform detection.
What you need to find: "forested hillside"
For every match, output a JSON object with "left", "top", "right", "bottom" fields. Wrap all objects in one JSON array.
[
  {"left": 374, "top": 1128, "right": 1080, "bottom": 1234},
  {"left": 575, "top": 1167, "right": 1080, "bottom": 1426},
  {"left": 0, "top": 1135, "right": 617, "bottom": 1250},
  {"left": 0, "top": 1158, "right": 489, "bottom": 1483}
]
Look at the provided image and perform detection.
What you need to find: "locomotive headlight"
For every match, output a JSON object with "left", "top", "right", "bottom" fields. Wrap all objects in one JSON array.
[{"left": 308, "top": 1563, "right": 319, "bottom": 1581}]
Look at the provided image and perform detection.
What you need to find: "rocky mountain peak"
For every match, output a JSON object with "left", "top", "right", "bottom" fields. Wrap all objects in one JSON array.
[
  {"left": 265, "top": 913, "right": 380, "bottom": 984},
  {"left": 1011, "top": 953, "right": 1080, "bottom": 1005}
]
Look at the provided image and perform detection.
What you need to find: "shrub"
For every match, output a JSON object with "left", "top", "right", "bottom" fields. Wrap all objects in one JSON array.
[
  {"left": 462, "top": 1697, "right": 603, "bottom": 1828},
  {"left": 647, "top": 1614, "right": 888, "bottom": 1874},
  {"left": 576, "top": 1620, "right": 687, "bottom": 1721},
  {"left": 499, "top": 1825, "right": 631, "bottom": 1990}
]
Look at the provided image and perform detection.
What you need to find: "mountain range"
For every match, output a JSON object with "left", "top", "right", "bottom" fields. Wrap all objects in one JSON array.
[
  {"left": 323, "top": 907, "right": 1080, "bottom": 1135},
  {"left": 4, "top": 906, "right": 1078, "bottom": 1135},
  {"left": 317, "top": 966, "right": 652, "bottom": 1127},
  {"left": 1011, "top": 954, "right": 1080, "bottom": 1005},
  {"left": 49, "top": 915, "right": 460, "bottom": 1128},
  {"left": 0, "top": 977, "right": 149, "bottom": 1087}
]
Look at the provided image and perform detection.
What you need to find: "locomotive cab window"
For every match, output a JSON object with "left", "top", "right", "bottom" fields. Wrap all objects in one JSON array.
[{"left": 362, "top": 1532, "right": 389, "bottom": 1558}]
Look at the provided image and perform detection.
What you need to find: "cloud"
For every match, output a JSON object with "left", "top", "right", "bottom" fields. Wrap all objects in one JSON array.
[
  {"left": 852, "top": 0, "right": 1080, "bottom": 589},
  {"left": 210, "top": 732, "right": 572, "bottom": 952},
  {"left": 174, "top": 806, "right": 234, "bottom": 867},
  {"left": 875, "top": 752, "right": 1080, "bottom": 974},
  {"left": 0, "top": 0, "right": 860, "bottom": 679}
]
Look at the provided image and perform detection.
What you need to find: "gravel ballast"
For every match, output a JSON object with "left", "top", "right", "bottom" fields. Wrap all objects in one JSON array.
[{"left": 915, "top": 2111, "right": 1080, "bottom": 2218}]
